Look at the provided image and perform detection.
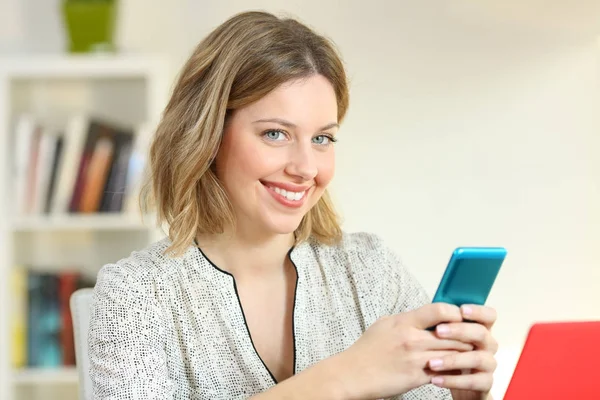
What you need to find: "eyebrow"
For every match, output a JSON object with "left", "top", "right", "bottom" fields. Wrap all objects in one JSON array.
[{"left": 253, "top": 118, "right": 339, "bottom": 131}]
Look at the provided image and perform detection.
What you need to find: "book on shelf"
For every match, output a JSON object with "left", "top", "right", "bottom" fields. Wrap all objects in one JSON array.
[
  {"left": 12, "top": 113, "right": 151, "bottom": 218},
  {"left": 10, "top": 268, "right": 96, "bottom": 370}
]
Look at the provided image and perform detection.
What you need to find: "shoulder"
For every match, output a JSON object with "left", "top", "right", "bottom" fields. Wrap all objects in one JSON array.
[
  {"left": 98, "top": 237, "right": 187, "bottom": 279},
  {"left": 298, "top": 230, "right": 405, "bottom": 289},
  {"left": 306, "top": 231, "right": 400, "bottom": 272},
  {"left": 93, "top": 236, "right": 190, "bottom": 297},
  {"left": 305, "top": 231, "right": 431, "bottom": 315},
  {"left": 338, "top": 231, "right": 389, "bottom": 253}
]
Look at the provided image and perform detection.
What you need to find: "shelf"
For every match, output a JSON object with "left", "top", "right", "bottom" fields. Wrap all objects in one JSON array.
[
  {"left": 12, "top": 214, "right": 152, "bottom": 232},
  {"left": 0, "top": 54, "right": 166, "bottom": 79},
  {"left": 0, "top": 52, "right": 170, "bottom": 400},
  {"left": 12, "top": 367, "right": 78, "bottom": 385}
]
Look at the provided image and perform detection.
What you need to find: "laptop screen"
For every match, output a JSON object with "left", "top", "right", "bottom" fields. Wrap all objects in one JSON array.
[{"left": 503, "top": 321, "right": 600, "bottom": 399}]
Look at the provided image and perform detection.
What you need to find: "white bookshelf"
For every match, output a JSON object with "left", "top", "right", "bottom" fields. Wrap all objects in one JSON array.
[
  {"left": 1, "top": 55, "right": 167, "bottom": 80},
  {"left": 0, "top": 54, "right": 171, "bottom": 400},
  {"left": 13, "top": 367, "right": 78, "bottom": 385},
  {"left": 13, "top": 214, "right": 150, "bottom": 232}
]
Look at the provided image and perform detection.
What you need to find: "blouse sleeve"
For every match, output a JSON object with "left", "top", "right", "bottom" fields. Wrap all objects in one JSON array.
[
  {"left": 377, "top": 239, "right": 432, "bottom": 317},
  {"left": 371, "top": 235, "right": 453, "bottom": 400},
  {"left": 88, "top": 262, "right": 175, "bottom": 399}
]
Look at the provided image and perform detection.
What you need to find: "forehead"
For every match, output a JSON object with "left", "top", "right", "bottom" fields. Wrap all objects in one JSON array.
[{"left": 236, "top": 75, "right": 338, "bottom": 126}]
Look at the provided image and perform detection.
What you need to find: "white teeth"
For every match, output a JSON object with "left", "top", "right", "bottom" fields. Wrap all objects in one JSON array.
[{"left": 271, "top": 185, "right": 305, "bottom": 201}]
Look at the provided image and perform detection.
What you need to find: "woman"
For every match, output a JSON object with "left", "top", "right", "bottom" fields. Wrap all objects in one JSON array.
[{"left": 89, "top": 10, "right": 498, "bottom": 400}]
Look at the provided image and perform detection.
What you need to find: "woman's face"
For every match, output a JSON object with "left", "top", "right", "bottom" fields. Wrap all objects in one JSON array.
[{"left": 214, "top": 74, "right": 338, "bottom": 237}]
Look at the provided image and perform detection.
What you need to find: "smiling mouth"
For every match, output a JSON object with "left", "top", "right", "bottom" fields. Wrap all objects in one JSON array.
[
  {"left": 261, "top": 182, "right": 310, "bottom": 208},
  {"left": 267, "top": 185, "right": 306, "bottom": 201}
]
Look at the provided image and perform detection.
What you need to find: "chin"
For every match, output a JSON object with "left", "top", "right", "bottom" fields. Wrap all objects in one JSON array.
[{"left": 262, "top": 214, "right": 305, "bottom": 236}]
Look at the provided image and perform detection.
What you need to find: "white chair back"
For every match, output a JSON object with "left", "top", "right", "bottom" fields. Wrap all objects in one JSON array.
[{"left": 70, "top": 288, "right": 94, "bottom": 400}]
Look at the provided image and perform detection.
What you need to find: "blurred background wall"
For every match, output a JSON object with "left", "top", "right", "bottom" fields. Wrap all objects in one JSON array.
[
  {"left": 1, "top": 0, "right": 599, "bottom": 397},
  {"left": 137, "top": 0, "right": 600, "bottom": 350}
]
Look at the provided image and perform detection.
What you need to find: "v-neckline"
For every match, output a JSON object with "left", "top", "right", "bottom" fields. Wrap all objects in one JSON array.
[{"left": 194, "top": 243, "right": 300, "bottom": 385}]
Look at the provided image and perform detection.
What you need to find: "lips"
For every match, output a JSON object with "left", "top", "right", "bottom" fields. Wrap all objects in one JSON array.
[
  {"left": 268, "top": 185, "right": 305, "bottom": 201},
  {"left": 261, "top": 181, "right": 311, "bottom": 208}
]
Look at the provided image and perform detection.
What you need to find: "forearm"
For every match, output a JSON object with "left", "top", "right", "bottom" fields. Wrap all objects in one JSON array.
[{"left": 250, "top": 353, "right": 349, "bottom": 400}]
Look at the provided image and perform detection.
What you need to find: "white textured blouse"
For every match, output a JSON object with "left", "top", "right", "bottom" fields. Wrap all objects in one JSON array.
[{"left": 89, "top": 232, "right": 452, "bottom": 400}]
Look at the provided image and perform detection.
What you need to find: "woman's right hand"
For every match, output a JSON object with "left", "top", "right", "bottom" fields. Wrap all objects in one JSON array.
[{"left": 335, "top": 303, "right": 472, "bottom": 400}]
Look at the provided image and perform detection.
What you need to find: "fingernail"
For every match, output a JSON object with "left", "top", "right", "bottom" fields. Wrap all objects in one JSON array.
[
  {"left": 436, "top": 324, "right": 450, "bottom": 336},
  {"left": 431, "top": 376, "right": 444, "bottom": 386},
  {"left": 429, "top": 359, "right": 443, "bottom": 369},
  {"left": 462, "top": 305, "right": 473, "bottom": 316}
]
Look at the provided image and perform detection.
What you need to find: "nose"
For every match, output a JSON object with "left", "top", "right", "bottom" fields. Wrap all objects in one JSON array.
[{"left": 285, "top": 142, "right": 318, "bottom": 181}]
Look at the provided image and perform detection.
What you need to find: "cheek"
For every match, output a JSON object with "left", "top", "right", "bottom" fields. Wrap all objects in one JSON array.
[
  {"left": 315, "top": 152, "right": 335, "bottom": 188},
  {"left": 217, "top": 138, "right": 274, "bottom": 186}
]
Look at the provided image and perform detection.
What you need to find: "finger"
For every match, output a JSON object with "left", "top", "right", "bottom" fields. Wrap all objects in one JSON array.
[
  {"left": 428, "top": 350, "right": 497, "bottom": 373},
  {"left": 401, "top": 330, "right": 474, "bottom": 353},
  {"left": 419, "top": 330, "right": 474, "bottom": 351},
  {"left": 430, "top": 371, "right": 494, "bottom": 392},
  {"left": 424, "top": 337, "right": 474, "bottom": 352},
  {"left": 421, "top": 350, "right": 461, "bottom": 369},
  {"left": 409, "top": 354, "right": 459, "bottom": 389},
  {"left": 410, "top": 303, "right": 463, "bottom": 330},
  {"left": 435, "top": 322, "right": 498, "bottom": 353},
  {"left": 461, "top": 304, "right": 497, "bottom": 329}
]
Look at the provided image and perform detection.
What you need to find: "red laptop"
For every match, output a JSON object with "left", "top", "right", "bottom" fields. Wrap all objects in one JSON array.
[{"left": 503, "top": 320, "right": 600, "bottom": 399}]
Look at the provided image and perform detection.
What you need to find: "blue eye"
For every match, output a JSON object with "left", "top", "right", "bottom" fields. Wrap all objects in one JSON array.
[
  {"left": 263, "top": 130, "right": 286, "bottom": 141},
  {"left": 312, "top": 135, "right": 337, "bottom": 145}
]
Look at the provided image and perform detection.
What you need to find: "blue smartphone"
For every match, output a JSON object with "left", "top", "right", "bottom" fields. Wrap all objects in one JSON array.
[{"left": 432, "top": 247, "right": 507, "bottom": 306}]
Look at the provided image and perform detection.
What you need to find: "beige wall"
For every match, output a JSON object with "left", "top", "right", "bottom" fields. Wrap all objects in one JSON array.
[
  {"left": 5, "top": 0, "right": 600, "bottom": 350},
  {"left": 156, "top": 1, "right": 600, "bottom": 350}
]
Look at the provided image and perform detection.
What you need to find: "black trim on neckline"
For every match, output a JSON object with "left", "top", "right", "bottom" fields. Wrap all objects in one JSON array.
[
  {"left": 231, "top": 272, "right": 280, "bottom": 385},
  {"left": 193, "top": 240, "right": 299, "bottom": 384},
  {"left": 193, "top": 239, "right": 232, "bottom": 276},
  {"left": 288, "top": 249, "right": 299, "bottom": 378}
]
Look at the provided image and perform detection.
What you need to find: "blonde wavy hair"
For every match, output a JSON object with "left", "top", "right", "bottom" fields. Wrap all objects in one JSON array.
[{"left": 141, "top": 11, "right": 350, "bottom": 257}]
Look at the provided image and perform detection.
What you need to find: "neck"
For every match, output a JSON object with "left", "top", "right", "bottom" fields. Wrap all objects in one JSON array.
[{"left": 196, "top": 227, "right": 295, "bottom": 277}]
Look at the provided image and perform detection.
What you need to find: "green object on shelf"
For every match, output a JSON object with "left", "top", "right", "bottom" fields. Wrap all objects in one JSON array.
[{"left": 62, "top": 0, "right": 117, "bottom": 53}]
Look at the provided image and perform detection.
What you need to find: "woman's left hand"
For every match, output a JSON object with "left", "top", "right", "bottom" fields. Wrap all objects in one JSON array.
[{"left": 427, "top": 304, "right": 498, "bottom": 400}]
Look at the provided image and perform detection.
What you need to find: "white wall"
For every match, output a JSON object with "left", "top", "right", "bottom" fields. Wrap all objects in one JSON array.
[
  {"left": 4, "top": 0, "right": 600, "bottom": 370},
  {"left": 177, "top": 0, "right": 600, "bottom": 351}
]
